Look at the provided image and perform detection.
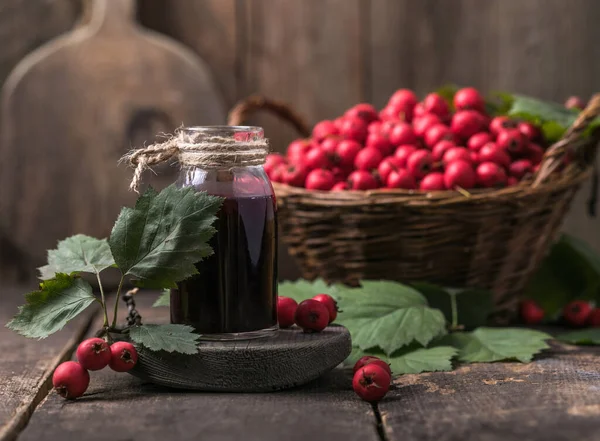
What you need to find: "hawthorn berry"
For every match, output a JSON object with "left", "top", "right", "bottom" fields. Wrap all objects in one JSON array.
[
  {"left": 413, "top": 114, "right": 441, "bottom": 137},
  {"left": 269, "top": 164, "right": 286, "bottom": 183},
  {"left": 53, "top": 361, "right": 90, "bottom": 400},
  {"left": 76, "top": 337, "right": 111, "bottom": 371},
  {"left": 277, "top": 296, "right": 298, "bottom": 328},
  {"left": 526, "top": 143, "right": 545, "bottom": 165},
  {"left": 354, "top": 147, "right": 383, "bottom": 171},
  {"left": 336, "top": 140, "right": 362, "bottom": 169},
  {"left": 305, "top": 169, "right": 335, "bottom": 191},
  {"left": 389, "top": 122, "right": 418, "bottom": 146},
  {"left": 295, "top": 299, "right": 329, "bottom": 332},
  {"left": 420, "top": 172, "right": 446, "bottom": 191},
  {"left": 478, "top": 142, "right": 511, "bottom": 169},
  {"left": 109, "top": 341, "right": 139, "bottom": 372},
  {"left": 352, "top": 364, "right": 391, "bottom": 402},
  {"left": 520, "top": 300, "right": 544, "bottom": 325},
  {"left": 287, "top": 139, "right": 312, "bottom": 161},
  {"left": 281, "top": 164, "right": 308, "bottom": 187},
  {"left": 332, "top": 181, "right": 349, "bottom": 191},
  {"left": 340, "top": 117, "right": 368, "bottom": 143},
  {"left": 496, "top": 129, "right": 527, "bottom": 154},
  {"left": 476, "top": 162, "right": 507, "bottom": 188},
  {"left": 345, "top": 103, "right": 379, "bottom": 124},
  {"left": 442, "top": 147, "right": 472, "bottom": 165},
  {"left": 313, "top": 294, "right": 339, "bottom": 323},
  {"left": 563, "top": 301, "right": 593, "bottom": 327},
  {"left": 394, "top": 145, "right": 418, "bottom": 168},
  {"left": 489, "top": 116, "right": 518, "bottom": 136},
  {"left": 467, "top": 132, "right": 493, "bottom": 152},
  {"left": 507, "top": 176, "right": 519, "bottom": 186},
  {"left": 423, "top": 93, "right": 450, "bottom": 118},
  {"left": 588, "top": 308, "right": 600, "bottom": 327},
  {"left": 444, "top": 160, "right": 476, "bottom": 190},
  {"left": 406, "top": 150, "right": 433, "bottom": 179},
  {"left": 368, "top": 120, "right": 383, "bottom": 134},
  {"left": 565, "top": 96, "right": 586, "bottom": 110},
  {"left": 431, "top": 140, "right": 456, "bottom": 161},
  {"left": 264, "top": 154, "right": 287, "bottom": 175},
  {"left": 320, "top": 136, "right": 342, "bottom": 156},
  {"left": 470, "top": 151, "right": 480, "bottom": 165},
  {"left": 518, "top": 122, "right": 541, "bottom": 142},
  {"left": 304, "top": 147, "right": 331, "bottom": 170},
  {"left": 424, "top": 124, "right": 455, "bottom": 148},
  {"left": 353, "top": 356, "right": 392, "bottom": 376},
  {"left": 453, "top": 87, "right": 485, "bottom": 112},
  {"left": 387, "top": 169, "right": 417, "bottom": 190},
  {"left": 509, "top": 159, "right": 533, "bottom": 180},
  {"left": 451, "top": 110, "right": 487, "bottom": 139},
  {"left": 389, "top": 89, "right": 418, "bottom": 110},
  {"left": 347, "top": 170, "right": 378, "bottom": 190},
  {"left": 377, "top": 157, "right": 404, "bottom": 183},
  {"left": 366, "top": 132, "right": 394, "bottom": 156},
  {"left": 312, "top": 120, "right": 339, "bottom": 142}
]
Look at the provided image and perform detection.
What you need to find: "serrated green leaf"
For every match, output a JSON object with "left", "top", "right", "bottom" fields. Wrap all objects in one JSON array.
[
  {"left": 109, "top": 185, "right": 223, "bottom": 288},
  {"left": 278, "top": 278, "right": 336, "bottom": 304},
  {"left": 412, "top": 282, "right": 493, "bottom": 329},
  {"left": 336, "top": 281, "right": 446, "bottom": 355},
  {"left": 129, "top": 324, "right": 201, "bottom": 354},
  {"left": 6, "top": 274, "right": 96, "bottom": 339},
  {"left": 445, "top": 328, "right": 552, "bottom": 363},
  {"left": 38, "top": 234, "right": 115, "bottom": 280},
  {"left": 556, "top": 329, "right": 600, "bottom": 345},
  {"left": 153, "top": 289, "right": 171, "bottom": 307}
]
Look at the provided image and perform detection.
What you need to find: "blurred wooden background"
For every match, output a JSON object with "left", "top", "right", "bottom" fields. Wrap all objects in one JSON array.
[{"left": 0, "top": 0, "right": 599, "bottom": 285}]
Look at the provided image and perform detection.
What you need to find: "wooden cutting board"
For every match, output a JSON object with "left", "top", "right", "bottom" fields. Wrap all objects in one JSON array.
[{"left": 0, "top": 0, "right": 225, "bottom": 270}]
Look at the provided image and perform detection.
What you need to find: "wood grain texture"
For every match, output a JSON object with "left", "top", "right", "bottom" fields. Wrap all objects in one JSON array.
[
  {"left": 18, "top": 290, "right": 378, "bottom": 441},
  {"left": 0, "top": 285, "right": 97, "bottom": 441},
  {"left": 0, "top": 0, "right": 226, "bottom": 275},
  {"left": 380, "top": 343, "right": 600, "bottom": 441}
]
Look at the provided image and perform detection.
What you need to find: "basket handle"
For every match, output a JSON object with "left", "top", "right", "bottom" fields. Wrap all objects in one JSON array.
[
  {"left": 533, "top": 93, "right": 600, "bottom": 187},
  {"left": 227, "top": 95, "right": 312, "bottom": 138}
]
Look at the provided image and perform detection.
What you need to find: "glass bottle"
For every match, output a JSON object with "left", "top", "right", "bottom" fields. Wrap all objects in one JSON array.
[{"left": 169, "top": 126, "right": 278, "bottom": 340}]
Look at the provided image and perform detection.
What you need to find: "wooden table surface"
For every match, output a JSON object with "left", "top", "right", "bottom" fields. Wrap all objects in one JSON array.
[{"left": 2, "top": 284, "right": 600, "bottom": 441}]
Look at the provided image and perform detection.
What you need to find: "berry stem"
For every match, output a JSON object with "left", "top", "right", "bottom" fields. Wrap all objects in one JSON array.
[
  {"left": 450, "top": 292, "right": 459, "bottom": 330},
  {"left": 111, "top": 275, "right": 126, "bottom": 329},
  {"left": 95, "top": 272, "right": 109, "bottom": 328}
]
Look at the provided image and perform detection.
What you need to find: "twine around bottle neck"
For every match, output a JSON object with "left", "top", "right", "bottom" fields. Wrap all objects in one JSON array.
[{"left": 122, "top": 131, "right": 269, "bottom": 193}]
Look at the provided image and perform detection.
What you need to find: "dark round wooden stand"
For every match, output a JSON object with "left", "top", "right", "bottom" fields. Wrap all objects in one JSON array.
[{"left": 128, "top": 325, "right": 352, "bottom": 392}]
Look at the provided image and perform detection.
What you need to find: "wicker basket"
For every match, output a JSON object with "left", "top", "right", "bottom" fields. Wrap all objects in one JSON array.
[{"left": 228, "top": 94, "right": 600, "bottom": 322}]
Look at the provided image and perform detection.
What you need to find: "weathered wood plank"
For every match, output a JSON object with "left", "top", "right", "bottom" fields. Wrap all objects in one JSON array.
[
  {"left": 380, "top": 344, "right": 600, "bottom": 441},
  {"left": 19, "top": 291, "right": 379, "bottom": 441},
  {"left": 0, "top": 285, "right": 97, "bottom": 441}
]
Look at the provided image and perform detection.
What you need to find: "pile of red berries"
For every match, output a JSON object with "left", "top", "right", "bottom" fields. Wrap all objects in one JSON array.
[
  {"left": 352, "top": 355, "right": 392, "bottom": 402},
  {"left": 265, "top": 87, "right": 557, "bottom": 191},
  {"left": 52, "top": 339, "right": 138, "bottom": 400},
  {"left": 520, "top": 299, "right": 600, "bottom": 327},
  {"left": 278, "top": 293, "right": 338, "bottom": 332}
]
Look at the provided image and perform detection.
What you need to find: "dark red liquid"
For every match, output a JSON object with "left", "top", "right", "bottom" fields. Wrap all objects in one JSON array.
[{"left": 170, "top": 194, "right": 278, "bottom": 334}]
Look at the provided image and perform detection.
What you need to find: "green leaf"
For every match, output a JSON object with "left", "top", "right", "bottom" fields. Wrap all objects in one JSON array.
[
  {"left": 6, "top": 274, "right": 96, "bottom": 339},
  {"left": 278, "top": 278, "right": 335, "bottom": 304},
  {"left": 445, "top": 327, "right": 552, "bottom": 363},
  {"left": 345, "top": 345, "right": 457, "bottom": 375},
  {"left": 336, "top": 281, "right": 446, "bottom": 355},
  {"left": 412, "top": 282, "right": 493, "bottom": 328},
  {"left": 38, "top": 234, "right": 115, "bottom": 280},
  {"left": 435, "top": 84, "right": 459, "bottom": 109},
  {"left": 487, "top": 91, "right": 514, "bottom": 115},
  {"left": 153, "top": 289, "right": 171, "bottom": 307},
  {"left": 109, "top": 185, "right": 223, "bottom": 288},
  {"left": 556, "top": 329, "right": 600, "bottom": 345},
  {"left": 129, "top": 324, "right": 201, "bottom": 354}
]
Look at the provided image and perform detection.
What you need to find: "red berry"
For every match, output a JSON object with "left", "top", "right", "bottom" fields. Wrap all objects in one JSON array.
[
  {"left": 476, "top": 162, "right": 507, "bottom": 188},
  {"left": 431, "top": 140, "right": 455, "bottom": 161},
  {"left": 509, "top": 159, "right": 533, "bottom": 180},
  {"left": 348, "top": 170, "right": 378, "bottom": 190},
  {"left": 507, "top": 176, "right": 519, "bottom": 186},
  {"left": 520, "top": 300, "right": 544, "bottom": 325},
  {"left": 368, "top": 121, "right": 382, "bottom": 134},
  {"left": 306, "top": 169, "right": 335, "bottom": 190},
  {"left": 588, "top": 309, "right": 600, "bottom": 327},
  {"left": 354, "top": 146, "right": 384, "bottom": 171},
  {"left": 76, "top": 337, "right": 111, "bottom": 371},
  {"left": 366, "top": 132, "right": 394, "bottom": 156},
  {"left": 413, "top": 114, "right": 441, "bottom": 137},
  {"left": 565, "top": 96, "right": 586, "bottom": 110},
  {"left": 380, "top": 103, "right": 412, "bottom": 123},
  {"left": 424, "top": 124, "right": 455, "bottom": 148},
  {"left": 379, "top": 120, "right": 398, "bottom": 137},
  {"left": 413, "top": 102, "right": 426, "bottom": 118},
  {"left": 389, "top": 122, "right": 418, "bottom": 146},
  {"left": 423, "top": 93, "right": 450, "bottom": 118},
  {"left": 264, "top": 153, "right": 287, "bottom": 175},
  {"left": 312, "top": 120, "right": 339, "bottom": 142},
  {"left": 394, "top": 145, "right": 418, "bottom": 168},
  {"left": 451, "top": 110, "right": 487, "bottom": 139},
  {"left": 420, "top": 172, "right": 446, "bottom": 191},
  {"left": 340, "top": 117, "right": 368, "bottom": 143},
  {"left": 526, "top": 143, "right": 544, "bottom": 165},
  {"left": 470, "top": 151, "right": 480, "bottom": 165},
  {"left": 489, "top": 116, "right": 518, "bottom": 136},
  {"left": 389, "top": 89, "right": 418, "bottom": 109},
  {"left": 387, "top": 169, "right": 416, "bottom": 189},
  {"left": 443, "top": 147, "right": 472, "bottom": 165},
  {"left": 52, "top": 361, "right": 90, "bottom": 400},
  {"left": 281, "top": 164, "right": 309, "bottom": 187},
  {"left": 320, "top": 136, "right": 341, "bottom": 156},
  {"left": 406, "top": 150, "right": 433, "bottom": 179},
  {"left": 497, "top": 129, "right": 527, "bottom": 154},
  {"left": 313, "top": 294, "right": 338, "bottom": 323},
  {"left": 467, "top": 132, "right": 493, "bottom": 152},
  {"left": 444, "top": 160, "right": 476, "bottom": 190},
  {"left": 304, "top": 147, "right": 331, "bottom": 170},
  {"left": 333, "top": 117, "right": 345, "bottom": 130},
  {"left": 269, "top": 163, "right": 286, "bottom": 183},
  {"left": 518, "top": 122, "right": 541, "bottom": 142},
  {"left": 563, "top": 300, "right": 593, "bottom": 327},
  {"left": 109, "top": 341, "right": 139, "bottom": 372},
  {"left": 479, "top": 142, "right": 511, "bottom": 169},
  {"left": 454, "top": 87, "right": 485, "bottom": 112},
  {"left": 353, "top": 356, "right": 392, "bottom": 376},
  {"left": 287, "top": 139, "right": 312, "bottom": 161},
  {"left": 336, "top": 140, "right": 362, "bottom": 169},
  {"left": 331, "top": 166, "right": 348, "bottom": 182},
  {"left": 345, "top": 103, "right": 379, "bottom": 124},
  {"left": 332, "top": 181, "right": 349, "bottom": 191},
  {"left": 295, "top": 299, "right": 329, "bottom": 332},
  {"left": 377, "top": 157, "right": 403, "bottom": 183},
  {"left": 277, "top": 296, "right": 298, "bottom": 328},
  {"left": 352, "top": 364, "right": 391, "bottom": 402}
]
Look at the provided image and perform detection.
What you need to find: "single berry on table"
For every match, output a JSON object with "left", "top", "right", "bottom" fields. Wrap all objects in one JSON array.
[
  {"left": 76, "top": 337, "right": 111, "bottom": 371},
  {"left": 520, "top": 300, "right": 545, "bottom": 325},
  {"left": 52, "top": 361, "right": 90, "bottom": 400},
  {"left": 109, "top": 341, "right": 139, "bottom": 372},
  {"left": 563, "top": 300, "right": 593, "bottom": 327},
  {"left": 295, "top": 299, "right": 330, "bottom": 332},
  {"left": 353, "top": 356, "right": 392, "bottom": 377},
  {"left": 587, "top": 308, "right": 600, "bottom": 327},
  {"left": 352, "top": 364, "right": 391, "bottom": 402},
  {"left": 277, "top": 296, "right": 298, "bottom": 328},
  {"left": 313, "top": 293, "right": 339, "bottom": 323}
]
